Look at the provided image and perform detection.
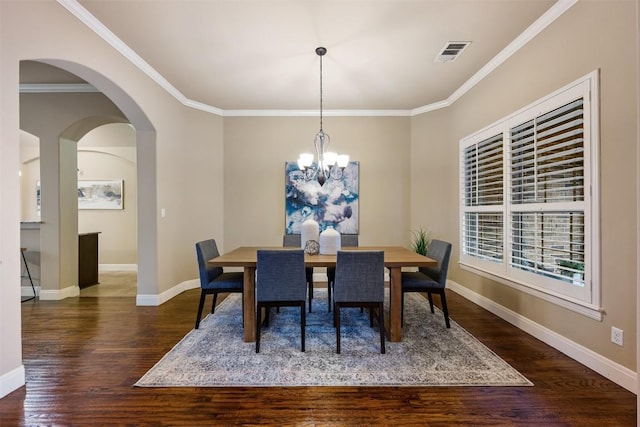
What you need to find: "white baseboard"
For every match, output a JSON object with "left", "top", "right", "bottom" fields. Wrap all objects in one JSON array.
[
  {"left": 136, "top": 279, "right": 199, "bottom": 306},
  {"left": 99, "top": 264, "right": 137, "bottom": 272},
  {"left": 0, "top": 365, "right": 25, "bottom": 399},
  {"left": 39, "top": 285, "right": 80, "bottom": 300},
  {"left": 21, "top": 286, "right": 39, "bottom": 298},
  {"left": 448, "top": 280, "right": 637, "bottom": 394}
]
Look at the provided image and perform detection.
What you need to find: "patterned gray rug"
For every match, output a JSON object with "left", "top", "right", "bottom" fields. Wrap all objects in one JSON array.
[{"left": 135, "top": 290, "right": 532, "bottom": 387}]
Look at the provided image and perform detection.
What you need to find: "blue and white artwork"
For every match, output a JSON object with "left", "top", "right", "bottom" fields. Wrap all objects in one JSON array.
[
  {"left": 78, "top": 180, "right": 123, "bottom": 210},
  {"left": 285, "top": 161, "right": 359, "bottom": 234}
]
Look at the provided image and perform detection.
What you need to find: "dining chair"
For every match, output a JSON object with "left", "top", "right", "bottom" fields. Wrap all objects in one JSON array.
[
  {"left": 282, "top": 234, "right": 315, "bottom": 312},
  {"left": 255, "top": 249, "right": 307, "bottom": 353},
  {"left": 400, "top": 239, "right": 452, "bottom": 328},
  {"left": 333, "top": 250, "right": 385, "bottom": 354},
  {"left": 194, "top": 239, "right": 244, "bottom": 329},
  {"left": 326, "top": 234, "right": 359, "bottom": 312}
]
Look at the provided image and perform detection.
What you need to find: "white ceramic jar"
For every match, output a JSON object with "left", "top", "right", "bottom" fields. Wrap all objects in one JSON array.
[
  {"left": 319, "top": 226, "right": 341, "bottom": 255},
  {"left": 301, "top": 218, "right": 319, "bottom": 249}
]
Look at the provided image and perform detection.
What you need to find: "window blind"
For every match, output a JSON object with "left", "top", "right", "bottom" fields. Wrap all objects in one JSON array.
[
  {"left": 462, "top": 132, "right": 504, "bottom": 263},
  {"left": 509, "top": 98, "right": 585, "bottom": 287},
  {"left": 459, "top": 72, "right": 598, "bottom": 312}
]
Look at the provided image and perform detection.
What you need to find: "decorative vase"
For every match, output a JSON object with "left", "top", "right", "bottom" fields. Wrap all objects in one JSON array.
[
  {"left": 319, "top": 226, "right": 341, "bottom": 255},
  {"left": 301, "top": 218, "right": 319, "bottom": 250}
]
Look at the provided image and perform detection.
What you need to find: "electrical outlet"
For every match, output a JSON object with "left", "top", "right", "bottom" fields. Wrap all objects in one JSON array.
[{"left": 611, "top": 327, "right": 624, "bottom": 346}]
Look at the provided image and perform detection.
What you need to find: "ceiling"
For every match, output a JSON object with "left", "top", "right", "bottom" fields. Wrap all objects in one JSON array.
[{"left": 24, "top": 0, "right": 571, "bottom": 113}]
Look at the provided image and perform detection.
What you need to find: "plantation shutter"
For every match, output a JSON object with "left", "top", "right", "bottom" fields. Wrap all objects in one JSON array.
[
  {"left": 509, "top": 98, "right": 585, "bottom": 286},
  {"left": 462, "top": 133, "right": 503, "bottom": 262}
]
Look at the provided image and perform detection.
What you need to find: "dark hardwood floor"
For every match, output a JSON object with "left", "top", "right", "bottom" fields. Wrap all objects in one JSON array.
[{"left": 1, "top": 286, "right": 635, "bottom": 426}]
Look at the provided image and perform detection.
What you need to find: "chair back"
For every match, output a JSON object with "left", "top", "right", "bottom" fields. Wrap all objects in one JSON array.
[
  {"left": 195, "top": 239, "right": 223, "bottom": 287},
  {"left": 420, "top": 239, "right": 452, "bottom": 286},
  {"left": 256, "top": 249, "right": 307, "bottom": 302},
  {"left": 341, "top": 234, "right": 359, "bottom": 247},
  {"left": 333, "top": 251, "right": 384, "bottom": 303},
  {"left": 282, "top": 234, "right": 302, "bottom": 247}
]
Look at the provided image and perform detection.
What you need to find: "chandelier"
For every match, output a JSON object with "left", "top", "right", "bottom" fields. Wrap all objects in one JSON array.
[{"left": 297, "top": 47, "right": 349, "bottom": 186}]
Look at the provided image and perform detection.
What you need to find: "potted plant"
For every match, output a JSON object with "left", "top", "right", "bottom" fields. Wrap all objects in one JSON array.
[{"left": 410, "top": 227, "right": 433, "bottom": 256}]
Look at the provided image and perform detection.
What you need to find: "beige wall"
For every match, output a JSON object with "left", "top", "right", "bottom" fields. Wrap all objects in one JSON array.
[
  {"left": 20, "top": 92, "right": 126, "bottom": 294},
  {"left": 19, "top": 107, "right": 138, "bottom": 273},
  {"left": 77, "top": 123, "right": 138, "bottom": 265},
  {"left": 411, "top": 1, "right": 638, "bottom": 370},
  {"left": 0, "top": 0, "right": 637, "bottom": 400},
  {"left": 223, "top": 116, "right": 411, "bottom": 250},
  {"left": 1, "top": 0, "right": 225, "bottom": 394}
]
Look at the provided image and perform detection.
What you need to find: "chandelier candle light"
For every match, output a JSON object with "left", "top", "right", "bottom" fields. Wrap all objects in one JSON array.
[{"left": 297, "top": 47, "right": 349, "bottom": 186}]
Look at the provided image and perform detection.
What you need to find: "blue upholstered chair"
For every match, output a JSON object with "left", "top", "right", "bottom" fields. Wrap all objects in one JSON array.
[
  {"left": 333, "top": 250, "right": 386, "bottom": 354},
  {"left": 255, "top": 249, "right": 307, "bottom": 353},
  {"left": 326, "top": 234, "right": 359, "bottom": 312},
  {"left": 401, "top": 239, "right": 452, "bottom": 328},
  {"left": 283, "top": 234, "right": 315, "bottom": 312},
  {"left": 195, "top": 239, "right": 244, "bottom": 329}
]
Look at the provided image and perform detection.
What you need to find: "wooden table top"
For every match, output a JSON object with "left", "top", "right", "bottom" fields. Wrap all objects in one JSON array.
[{"left": 209, "top": 246, "right": 436, "bottom": 268}]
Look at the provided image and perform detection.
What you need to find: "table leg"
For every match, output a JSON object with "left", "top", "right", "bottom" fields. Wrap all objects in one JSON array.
[
  {"left": 243, "top": 266, "right": 256, "bottom": 342},
  {"left": 389, "top": 266, "right": 402, "bottom": 342}
]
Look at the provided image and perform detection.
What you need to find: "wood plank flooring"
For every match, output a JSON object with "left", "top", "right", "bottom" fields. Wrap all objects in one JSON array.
[{"left": 1, "top": 286, "right": 635, "bottom": 426}]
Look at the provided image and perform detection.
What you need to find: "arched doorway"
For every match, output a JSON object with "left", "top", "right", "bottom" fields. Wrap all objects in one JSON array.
[
  {"left": 19, "top": 59, "right": 158, "bottom": 300},
  {"left": 19, "top": 121, "right": 139, "bottom": 298}
]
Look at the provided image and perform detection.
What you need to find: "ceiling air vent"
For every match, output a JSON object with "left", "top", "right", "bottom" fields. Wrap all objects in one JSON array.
[{"left": 435, "top": 41, "right": 471, "bottom": 63}]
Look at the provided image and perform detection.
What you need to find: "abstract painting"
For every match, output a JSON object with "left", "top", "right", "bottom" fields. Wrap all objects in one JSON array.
[
  {"left": 78, "top": 180, "right": 123, "bottom": 210},
  {"left": 285, "top": 161, "right": 359, "bottom": 234}
]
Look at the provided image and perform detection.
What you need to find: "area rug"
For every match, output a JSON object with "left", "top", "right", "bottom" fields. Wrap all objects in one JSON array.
[{"left": 135, "top": 290, "right": 532, "bottom": 387}]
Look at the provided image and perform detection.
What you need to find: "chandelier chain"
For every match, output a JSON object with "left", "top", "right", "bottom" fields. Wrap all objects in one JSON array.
[
  {"left": 297, "top": 46, "right": 348, "bottom": 186},
  {"left": 319, "top": 52, "right": 323, "bottom": 131}
]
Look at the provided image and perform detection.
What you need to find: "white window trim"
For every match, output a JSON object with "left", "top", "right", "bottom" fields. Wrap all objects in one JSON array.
[{"left": 459, "top": 70, "right": 601, "bottom": 320}]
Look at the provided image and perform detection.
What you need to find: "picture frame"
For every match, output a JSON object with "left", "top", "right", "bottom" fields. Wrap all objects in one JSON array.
[
  {"left": 285, "top": 161, "right": 359, "bottom": 234},
  {"left": 78, "top": 180, "right": 123, "bottom": 210}
]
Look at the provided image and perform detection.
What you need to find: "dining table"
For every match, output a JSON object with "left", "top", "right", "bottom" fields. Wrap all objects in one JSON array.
[{"left": 208, "top": 245, "right": 437, "bottom": 343}]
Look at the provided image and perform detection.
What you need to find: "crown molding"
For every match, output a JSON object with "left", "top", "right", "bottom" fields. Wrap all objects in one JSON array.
[
  {"left": 445, "top": 0, "right": 578, "bottom": 108},
  {"left": 222, "top": 109, "right": 412, "bottom": 117},
  {"left": 57, "top": 0, "right": 187, "bottom": 103},
  {"left": 19, "top": 83, "right": 99, "bottom": 93},
  {"left": 57, "top": 0, "right": 577, "bottom": 118}
]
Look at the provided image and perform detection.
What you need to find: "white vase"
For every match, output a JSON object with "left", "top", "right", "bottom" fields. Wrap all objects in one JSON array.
[
  {"left": 319, "top": 226, "right": 341, "bottom": 255},
  {"left": 301, "top": 218, "right": 319, "bottom": 249}
]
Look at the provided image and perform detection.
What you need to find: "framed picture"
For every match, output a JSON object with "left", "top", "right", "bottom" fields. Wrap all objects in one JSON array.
[
  {"left": 78, "top": 180, "right": 123, "bottom": 210},
  {"left": 285, "top": 161, "right": 359, "bottom": 234}
]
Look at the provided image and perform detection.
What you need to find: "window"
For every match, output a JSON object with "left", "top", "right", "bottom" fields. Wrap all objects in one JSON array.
[{"left": 459, "top": 72, "right": 599, "bottom": 319}]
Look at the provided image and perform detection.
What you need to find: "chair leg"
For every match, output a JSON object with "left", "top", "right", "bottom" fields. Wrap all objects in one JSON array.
[
  {"left": 438, "top": 290, "right": 451, "bottom": 328},
  {"left": 300, "top": 302, "right": 306, "bottom": 352},
  {"left": 241, "top": 293, "right": 245, "bottom": 327},
  {"left": 255, "top": 303, "right": 262, "bottom": 353},
  {"left": 427, "top": 292, "right": 435, "bottom": 313},
  {"left": 195, "top": 290, "right": 207, "bottom": 329},
  {"left": 335, "top": 303, "right": 341, "bottom": 354},
  {"left": 378, "top": 302, "right": 386, "bottom": 354},
  {"left": 328, "top": 280, "right": 333, "bottom": 312},
  {"left": 401, "top": 291, "right": 405, "bottom": 327},
  {"left": 211, "top": 293, "right": 218, "bottom": 314}
]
